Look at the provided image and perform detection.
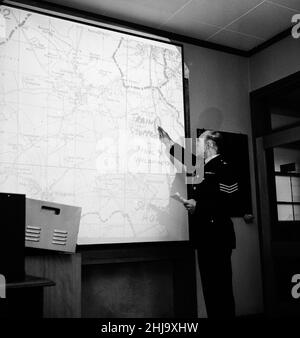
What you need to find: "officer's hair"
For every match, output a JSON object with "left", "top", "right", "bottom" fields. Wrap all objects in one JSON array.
[{"left": 205, "top": 130, "right": 223, "bottom": 154}]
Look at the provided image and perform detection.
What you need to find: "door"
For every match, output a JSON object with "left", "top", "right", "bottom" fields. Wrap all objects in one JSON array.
[{"left": 257, "top": 125, "right": 300, "bottom": 316}]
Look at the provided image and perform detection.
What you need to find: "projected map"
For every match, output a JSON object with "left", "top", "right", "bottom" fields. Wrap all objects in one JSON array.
[{"left": 0, "top": 6, "right": 188, "bottom": 244}]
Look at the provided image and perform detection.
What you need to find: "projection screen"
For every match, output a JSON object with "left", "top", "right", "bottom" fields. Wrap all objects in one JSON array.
[{"left": 0, "top": 5, "right": 188, "bottom": 244}]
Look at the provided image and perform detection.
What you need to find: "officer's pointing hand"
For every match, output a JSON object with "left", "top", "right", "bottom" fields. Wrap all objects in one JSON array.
[
  {"left": 184, "top": 199, "right": 196, "bottom": 214},
  {"left": 158, "top": 126, "right": 174, "bottom": 148}
]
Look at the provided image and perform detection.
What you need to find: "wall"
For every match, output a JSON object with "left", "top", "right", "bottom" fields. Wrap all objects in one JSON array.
[
  {"left": 183, "top": 43, "right": 263, "bottom": 316},
  {"left": 250, "top": 36, "right": 300, "bottom": 91}
]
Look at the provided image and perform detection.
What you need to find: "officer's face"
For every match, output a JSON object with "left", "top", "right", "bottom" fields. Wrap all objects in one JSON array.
[{"left": 196, "top": 131, "right": 212, "bottom": 159}]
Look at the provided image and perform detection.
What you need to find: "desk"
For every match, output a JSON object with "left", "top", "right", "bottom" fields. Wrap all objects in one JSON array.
[{"left": 0, "top": 275, "right": 55, "bottom": 318}]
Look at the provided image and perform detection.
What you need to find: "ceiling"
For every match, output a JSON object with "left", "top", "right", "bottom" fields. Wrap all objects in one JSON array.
[{"left": 36, "top": 0, "right": 300, "bottom": 52}]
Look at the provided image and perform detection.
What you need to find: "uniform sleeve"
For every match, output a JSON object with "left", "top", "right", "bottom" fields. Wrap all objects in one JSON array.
[
  {"left": 194, "top": 162, "right": 239, "bottom": 218},
  {"left": 169, "top": 143, "right": 196, "bottom": 174}
]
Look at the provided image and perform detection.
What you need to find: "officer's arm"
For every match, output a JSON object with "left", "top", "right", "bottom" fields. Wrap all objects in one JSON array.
[
  {"left": 158, "top": 126, "right": 197, "bottom": 172},
  {"left": 169, "top": 143, "right": 197, "bottom": 172}
]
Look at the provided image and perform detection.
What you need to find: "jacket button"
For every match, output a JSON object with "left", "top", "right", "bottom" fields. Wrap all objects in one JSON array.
[{"left": 193, "top": 186, "right": 196, "bottom": 190}]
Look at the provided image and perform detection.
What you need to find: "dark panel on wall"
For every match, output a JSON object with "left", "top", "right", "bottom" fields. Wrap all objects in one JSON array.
[{"left": 82, "top": 260, "right": 174, "bottom": 318}]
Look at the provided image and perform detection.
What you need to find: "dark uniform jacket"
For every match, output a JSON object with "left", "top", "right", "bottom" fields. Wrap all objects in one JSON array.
[{"left": 170, "top": 143, "right": 237, "bottom": 250}]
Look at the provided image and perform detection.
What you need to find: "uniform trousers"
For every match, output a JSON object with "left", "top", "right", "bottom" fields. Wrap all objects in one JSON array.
[{"left": 197, "top": 247, "right": 235, "bottom": 318}]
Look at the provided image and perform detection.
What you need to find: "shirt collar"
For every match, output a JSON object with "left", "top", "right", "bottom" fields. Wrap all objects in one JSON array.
[{"left": 205, "top": 153, "right": 220, "bottom": 165}]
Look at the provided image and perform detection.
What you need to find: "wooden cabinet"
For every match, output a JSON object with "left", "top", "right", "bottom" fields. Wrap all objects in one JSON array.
[{"left": 25, "top": 243, "right": 197, "bottom": 318}]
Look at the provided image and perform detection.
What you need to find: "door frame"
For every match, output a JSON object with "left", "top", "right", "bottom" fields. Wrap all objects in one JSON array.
[{"left": 250, "top": 71, "right": 300, "bottom": 316}]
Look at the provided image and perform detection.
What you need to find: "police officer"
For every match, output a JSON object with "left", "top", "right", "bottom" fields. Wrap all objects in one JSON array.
[{"left": 158, "top": 127, "right": 237, "bottom": 318}]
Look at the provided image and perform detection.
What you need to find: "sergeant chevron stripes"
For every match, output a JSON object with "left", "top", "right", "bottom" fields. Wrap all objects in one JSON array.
[{"left": 219, "top": 182, "right": 239, "bottom": 193}]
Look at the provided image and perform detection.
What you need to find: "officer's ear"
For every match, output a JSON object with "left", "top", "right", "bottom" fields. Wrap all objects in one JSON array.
[{"left": 206, "top": 139, "right": 214, "bottom": 149}]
